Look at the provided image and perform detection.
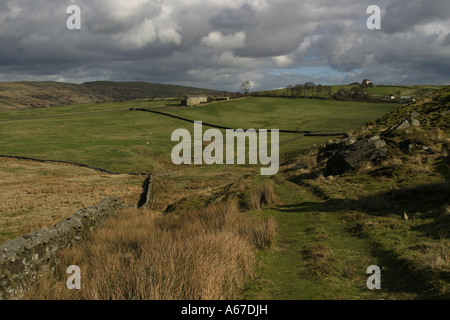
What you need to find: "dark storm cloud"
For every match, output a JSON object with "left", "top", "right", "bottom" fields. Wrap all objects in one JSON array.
[
  {"left": 210, "top": 4, "right": 258, "bottom": 32},
  {"left": 0, "top": 0, "right": 448, "bottom": 90},
  {"left": 383, "top": 0, "right": 450, "bottom": 33}
]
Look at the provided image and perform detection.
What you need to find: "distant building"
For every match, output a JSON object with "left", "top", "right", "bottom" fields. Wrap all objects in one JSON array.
[
  {"left": 361, "top": 79, "right": 373, "bottom": 87},
  {"left": 181, "top": 95, "right": 208, "bottom": 107},
  {"left": 333, "top": 89, "right": 347, "bottom": 100},
  {"left": 214, "top": 96, "right": 231, "bottom": 102}
]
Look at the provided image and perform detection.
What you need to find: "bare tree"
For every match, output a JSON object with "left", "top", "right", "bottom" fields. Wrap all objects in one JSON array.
[{"left": 240, "top": 81, "right": 251, "bottom": 95}]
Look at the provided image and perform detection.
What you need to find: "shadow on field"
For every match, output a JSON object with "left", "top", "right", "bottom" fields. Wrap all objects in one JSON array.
[
  {"left": 435, "top": 154, "right": 450, "bottom": 181},
  {"left": 366, "top": 247, "right": 438, "bottom": 298}
]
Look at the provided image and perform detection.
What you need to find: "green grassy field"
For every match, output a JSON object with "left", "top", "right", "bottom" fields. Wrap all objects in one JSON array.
[{"left": 0, "top": 98, "right": 400, "bottom": 173}]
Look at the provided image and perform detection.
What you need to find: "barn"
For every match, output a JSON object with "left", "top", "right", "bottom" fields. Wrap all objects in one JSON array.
[{"left": 181, "top": 95, "right": 208, "bottom": 107}]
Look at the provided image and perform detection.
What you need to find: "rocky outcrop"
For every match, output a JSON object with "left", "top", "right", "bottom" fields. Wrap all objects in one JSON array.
[
  {"left": 325, "top": 135, "right": 388, "bottom": 176},
  {"left": 318, "top": 133, "right": 356, "bottom": 161},
  {"left": 383, "top": 117, "right": 421, "bottom": 137},
  {"left": 0, "top": 196, "right": 124, "bottom": 300}
]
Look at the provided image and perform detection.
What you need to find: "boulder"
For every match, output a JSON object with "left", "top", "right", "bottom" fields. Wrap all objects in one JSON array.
[
  {"left": 326, "top": 135, "right": 388, "bottom": 175},
  {"left": 384, "top": 118, "right": 421, "bottom": 137},
  {"left": 395, "top": 119, "right": 413, "bottom": 131},
  {"left": 318, "top": 134, "right": 356, "bottom": 160}
]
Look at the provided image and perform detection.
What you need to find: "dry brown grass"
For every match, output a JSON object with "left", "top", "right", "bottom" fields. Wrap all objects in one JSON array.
[
  {"left": 301, "top": 242, "right": 337, "bottom": 277},
  {"left": 24, "top": 200, "right": 277, "bottom": 300},
  {"left": 245, "top": 181, "right": 279, "bottom": 211},
  {"left": 295, "top": 154, "right": 317, "bottom": 170},
  {"left": 0, "top": 158, "right": 143, "bottom": 245},
  {"left": 409, "top": 234, "right": 450, "bottom": 275}
]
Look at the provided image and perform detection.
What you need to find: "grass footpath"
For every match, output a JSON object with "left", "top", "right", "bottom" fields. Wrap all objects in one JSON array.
[{"left": 240, "top": 176, "right": 421, "bottom": 300}]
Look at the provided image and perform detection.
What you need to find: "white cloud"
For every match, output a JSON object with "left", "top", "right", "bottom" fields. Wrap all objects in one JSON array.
[
  {"left": 201, "top": 31, "right": 246, "bottom": 50},
  {"left": 273, "top": 55, "right": 293, "bottom": 67},
  {"left": 118, "top": 19, "right": 157, "bottom": 48},
  {"left": 212, "top": 51, "right": 259, "bottom": 68}
]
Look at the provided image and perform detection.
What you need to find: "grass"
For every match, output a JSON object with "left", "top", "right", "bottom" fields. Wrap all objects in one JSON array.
[
  {"left": 239, "top": 179, "right": 410, "bottom": 300},
  {"left": 24, "top": 200, "right": 276, "bottom": 300},
  {"left": 167, "top": 97, "right": 399, "bottom": 132},
  {"left": 0, "top": 97, "right": 400, "bottom": 173},
  {"left": 245, "top": 181, "right": 279, "bottom": 211},
  {"left": 0, "top": 157, "right": 143, "bottom": 245}
]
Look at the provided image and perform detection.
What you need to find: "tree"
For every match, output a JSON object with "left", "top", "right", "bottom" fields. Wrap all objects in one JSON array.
[
  {"left": 315, "top": 84, "right": 323, "bottom": 98},
  {"left": 350, "top": 86, "right": 360, "bottom": 101},
  {"left": 325, "top": 86, "right": 333, "bottom": 99},
  {"left": 240, "top": 81, "right": 251, "bottom": 94},
  {"left": 286, "top": 84, "right": 294, "bottom": 97},
  {"left": 294, "top": 84, "right": 303, "bottom": 98},
  {"left": 304, "top": 82, "right": 315, "bottom": 99}
]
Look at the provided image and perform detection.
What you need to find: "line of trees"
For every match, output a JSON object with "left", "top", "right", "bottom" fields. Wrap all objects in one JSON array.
[
  {"left": 237, "top": 80, "right": 402, "bottom": 103},
  {"left": 252, "top": 82, "right": 383, "bottom": 102},
  {"left": 287, "top": 83, "right": 334, "bottom": 99},
  {"left": 252, "top": 82, "right": 334, "bottom": 100}
]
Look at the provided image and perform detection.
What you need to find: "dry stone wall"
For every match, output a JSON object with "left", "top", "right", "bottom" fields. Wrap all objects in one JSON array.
[{"left": 0, "top": 196, "right": 125, "bottom": 300}]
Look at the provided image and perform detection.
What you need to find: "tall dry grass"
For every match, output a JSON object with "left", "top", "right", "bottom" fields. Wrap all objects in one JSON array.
[
  {"left": 24, "top": 200, "right": 277, "bottom": 300},
  {"left": 295, "top": 154, "right": 317, "bottom": 170},
  {"left": 246, "top": 181, "right": 279, "bottom": 211}
]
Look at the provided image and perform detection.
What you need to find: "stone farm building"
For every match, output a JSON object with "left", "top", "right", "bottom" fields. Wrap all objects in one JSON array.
[
  {"left": 181, "top": 95, "right": 208, "bottom": 107},
  {"left": 214, "top": 96, "right": 231, "bottom": 102}
]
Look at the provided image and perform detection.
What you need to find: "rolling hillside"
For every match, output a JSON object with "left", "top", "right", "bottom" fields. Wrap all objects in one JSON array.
[{"left": 0, "top": 81, "right": 228, "bottom": 110}]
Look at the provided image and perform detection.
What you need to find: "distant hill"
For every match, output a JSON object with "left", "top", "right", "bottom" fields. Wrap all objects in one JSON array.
[{"left": 0, "top": 81, "right": 228, "bottom": 110}]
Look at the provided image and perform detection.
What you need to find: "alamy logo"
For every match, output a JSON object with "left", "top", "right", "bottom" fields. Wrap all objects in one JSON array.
[
  {"left": 171, "top": 121, "right": 279, "bottom": 175},
  {"left": 366, "top": 265, "right": 381, "bottom": 289},
  {"left": 66, "top": 5, "right": 380, "bottom": 31},
  {"left": 66, "top": 5, "right": 81, "bottom": 30},
  {"left": 66, "top": 265, "right": 81, "bottom": 290},
  {"left": 367, "top": 5, "right": 381, "bottom": 30}
]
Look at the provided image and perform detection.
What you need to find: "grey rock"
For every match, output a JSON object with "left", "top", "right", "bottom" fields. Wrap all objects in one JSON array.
[
  {"left": 319, "top": 135, "right": 357, "bottom": 160},
  {"left": 394, "top": 118, "right": 420, "bottom": 131},
  {"left": 409, "top": 118, "right": 420, "bottom": 127},
  {"left": 395, "top": 120, "right": 411, "bottom": 131},
  {"left": 326, "top": 135, "right": 388, "bottom": 175}
]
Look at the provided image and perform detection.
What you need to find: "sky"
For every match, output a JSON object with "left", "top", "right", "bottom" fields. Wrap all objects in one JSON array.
[{"left": 0, "top": 0, "right": 449, "bottom": 92}]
